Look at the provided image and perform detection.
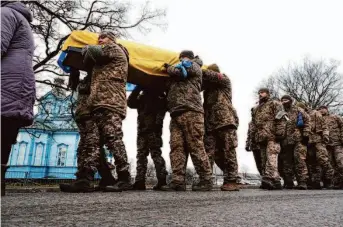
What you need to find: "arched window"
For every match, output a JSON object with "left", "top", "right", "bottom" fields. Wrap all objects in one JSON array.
[
  {"left": 17, "top": 142, "right": 27, "bottom": 165},
  {"left": 34, "top": 143, "right": 44, "bottom": 166},
  {"left": 56, "top": 144, "right": 68, "bottom": 167}
]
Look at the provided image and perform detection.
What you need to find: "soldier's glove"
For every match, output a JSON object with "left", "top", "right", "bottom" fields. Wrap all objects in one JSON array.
[
  {"left": 163, "top": 63, "right": 171, "bottom": 69},
  {"left": 245, "top": 145, "right": 251, "bottom": 152},
  {"left": 323, "top": 135, "right": 330, "bottom": 144},
  {"left": 301, "top": 136, "right": 309, "bottom": 145}
]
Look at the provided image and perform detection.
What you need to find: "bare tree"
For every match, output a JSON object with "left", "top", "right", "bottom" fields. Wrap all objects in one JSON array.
[
  {"left": 146, "top": 162, "right": 156, "bottom": 178},
  {"left": 256, "top": 57, "right": 343, "bottom": 112},
  {"left": 26, "top": 0, "right": 167, "bottom": 91}
]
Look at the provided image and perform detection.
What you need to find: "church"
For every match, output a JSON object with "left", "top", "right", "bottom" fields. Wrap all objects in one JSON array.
[{"left": 5, "top": 83, "right": 136, "bottom": 180}]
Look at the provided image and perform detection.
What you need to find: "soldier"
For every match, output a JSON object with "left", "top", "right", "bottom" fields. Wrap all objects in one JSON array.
[
  {"left": 161, "top": 51, "right": 212, "bottom": 191},
  {"left": 60, "top": 72, "right": 116, "bottom": 192},
  {"left": 246, "top": 109, "right": 263, "bottom": 175},
  {"left": 318, "top": 106, "right": 343, "bottom": 189},
  {"left": 279, "top": 95, "right": 310, "bottom": 189},
  {"left": 76, "top": 31, "right": 132, "bottom": 192},
  {"left": 202, "top": 64, "right": 239, "bottom": 191},
  {"left": 127, "top": 85, "right": 168, "bottom": 190},
  {"left": 251, "top": 88, "right": 285, "bottom": 190},
  {"left": 296, "top": 102, "right": 334, "bottom": 189}
]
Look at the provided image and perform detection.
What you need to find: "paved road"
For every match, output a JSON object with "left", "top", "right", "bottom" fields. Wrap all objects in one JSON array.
[{"left": 2, "top": 189, "right": 343, "bottom": 227}]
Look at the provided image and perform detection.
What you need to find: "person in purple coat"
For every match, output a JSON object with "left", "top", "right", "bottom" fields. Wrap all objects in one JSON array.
[{"left": 1, "top": 1, "right": 35, "bottom": 196}]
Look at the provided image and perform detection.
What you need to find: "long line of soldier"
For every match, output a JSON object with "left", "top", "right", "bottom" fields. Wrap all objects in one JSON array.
[{"left": 59, "top": 30, "right": 343, "bottom": 193}]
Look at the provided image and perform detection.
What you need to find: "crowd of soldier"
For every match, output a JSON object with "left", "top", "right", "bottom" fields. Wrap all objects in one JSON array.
[
  {"left": 246, "top": 92, "right": 343, "bottom": 190},
  {"left": 59, "top": 30, "right": 343, "bottom": 193}
]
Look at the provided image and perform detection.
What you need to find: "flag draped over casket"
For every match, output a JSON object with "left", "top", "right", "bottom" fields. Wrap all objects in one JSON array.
[{"left": 58, "top": 30, "right": 204, "bottom": 89}]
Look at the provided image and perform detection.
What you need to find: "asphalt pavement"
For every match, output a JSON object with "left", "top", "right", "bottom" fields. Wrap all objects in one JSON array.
[{"left": 1, "top": 189, "right": 343, "bottom": 227}]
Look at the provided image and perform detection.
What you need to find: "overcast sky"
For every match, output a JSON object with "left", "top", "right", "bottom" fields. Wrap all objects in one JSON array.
[{"left": 119, "top": 0, "right": 343, "bottom": 174}]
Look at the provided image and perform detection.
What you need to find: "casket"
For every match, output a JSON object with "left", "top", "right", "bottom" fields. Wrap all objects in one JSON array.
[{"left": 58, "top": 30, "right": 186, "bottom": 89}]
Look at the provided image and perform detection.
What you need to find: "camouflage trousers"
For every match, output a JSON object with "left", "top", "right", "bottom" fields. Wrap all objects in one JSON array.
[
  {"left": 252, "top": 149, "right": 263, "bottom": 175},
  {"left": 307, "top": 143, "right": 334, "bottom": 183},
  {"left": 75, "top": 117, "right": 115, "bottom": 181},
  {"left": 258, "top": 141, "right": 281, "bottom": 182},
  {"left": 327, "top": 145, "right": 343, "bottom": 185},
  {"left": 135, "top": 132, "right": 168, "bottom": 182},
  {"left": 204, "top": 127, "right": 238, "bottom": 183},
  {"left": 280, "top": 142, "right": 308, "bottom": 184},
  {"left": 85, "top": 109, "right": 130, "bottom": 180},
  {"left": 170, "top": 111, "right": 212, "bottom": 184}
]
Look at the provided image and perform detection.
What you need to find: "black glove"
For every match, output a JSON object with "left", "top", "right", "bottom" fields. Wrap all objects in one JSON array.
[
  {"left": 163, "top": 63, "right": 171, "bottom": 69},
  {"left": 245, "top": 145, "right": 251, "bottom": 152},
  {"left": 301, "top": 136, "right": 309, "bottom": 145}
]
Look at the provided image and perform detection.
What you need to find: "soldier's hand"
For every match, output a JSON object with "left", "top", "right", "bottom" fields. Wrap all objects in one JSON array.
[
  {"left": 163, "top": 63, "right": 171, "bottom": 69},
  {"left": 301, "top": 136, "right": 309, "bottom": 145},
  {"left": 323, "top": 135, "right": 330, "bottom": 144}
]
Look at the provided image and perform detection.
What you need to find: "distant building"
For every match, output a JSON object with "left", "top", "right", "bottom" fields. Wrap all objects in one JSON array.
[{"left": 6, "top": 83, "right": 135, "bottom": 179}]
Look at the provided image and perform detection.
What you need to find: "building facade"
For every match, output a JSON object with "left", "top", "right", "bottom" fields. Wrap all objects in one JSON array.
[{"left": 5, "top": 84, "right": 135, "bottom": 179}]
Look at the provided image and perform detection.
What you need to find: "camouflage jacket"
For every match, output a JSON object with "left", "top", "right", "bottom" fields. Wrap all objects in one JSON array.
[
  {"left": 246, "top": 121, "right": 257, "bottom": 150},
  {"left": 202, "top": 69, "right": 238, "bottom": 132},
  {"left": 308, "top": 110, "right": 329, "bottom": 144},
  {"left": 323, "top": 114, "right": 343, "bottom": 146},
  {"left": 281, "top": 105, "right": 311, "bottom": 145},
  {"left": 252, "top": 98, "right": 285, "bottom": 143},
  {"left": 127, "top": 91, "right": 167, "bottom": 135},
  {"left": 74, "top": 79, "right": 91, "bottom": 122},
  {"left": 166, "top": 60, "right": 204, "bottom": 117},
  {"left": 88, "top": 42, "right": 129, "bottom": 118}
]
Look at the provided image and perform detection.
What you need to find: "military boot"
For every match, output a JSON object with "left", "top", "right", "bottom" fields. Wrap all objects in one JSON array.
[
  {"left": 153, "top": 176, "right": 167, "bottom": 191},
  {"left": 133, "top": 180, "right": 146, "bottom": 190},
  {"left": 294, "top": 182, "right": 307, "bottom": 190},
  {"left": 323, "top": 179, "right": 333, "bottom": 189},
  {"left": 104, "top": 171, "right": 132, "bottom": 192},
  {"left": 221, "top": 182, "right": 240, "bottom": 191},
  {"left": 160, "top": 182, "right": 186, "bottom": 191},
  {"left": 1, "top": 165, "right": 8, "bottom": 197},
  {"left": 283, "top": 180, "right": 294, "bottom": 189},
  {"left": 94, "top": 177, "right": 117, "bottom": 191},
  {"left": 192, "top": 180, "right": 213, "bottom": 191},
  {"left": 59, "top": 178, "right": 94, "bottom": 193},
  {"left": 333, "top": 182, "right": 343, "bottom": 190}
]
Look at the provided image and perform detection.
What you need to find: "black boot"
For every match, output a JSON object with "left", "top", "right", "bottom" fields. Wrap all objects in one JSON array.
[
  {"left": 294, "top": 182, "right": 307, "bottom": 190},
  {"left": 1, "top": 165, "right": 8, "bottom": 197},
  {"left": 153, "top": 176, "right": 167, "bottom": 191},
  {"left": 59, "top": 178, "right": 94, "bottom": 193},
  {"left": 160, "top": 182, "right": 186, "bottom": 191},
  {"left": 323, "top": 179, "right": 333, "bottom": 189},
  {"left": 133, "top": 180, "right": 146, "bottom": 190},
  {"left": 95, "top": 177, "right": 117, "bottom": 191},
  {"left": 104, "top": 171, "right": 132, "bottom": 192},
  {"left": 283, "top": 180, "right": 294, "bottom": 189},
  {"left": 192, "top": 179, "right": 213, "bottom": 191}
]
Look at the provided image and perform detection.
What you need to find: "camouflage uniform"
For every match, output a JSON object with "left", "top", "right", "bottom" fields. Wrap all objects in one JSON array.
[
  {"left": 252, "top": 97, "right": 285, "bottom": 186},
  {"left": 202, "top": 69, "right": 238, "bottom": 183},
  {"left": 323, "top": 114, "right": 343, "bottom": 186},
  {"left": 307, "top": 110, "right": 334, "bottom": 185},
  {"left": 246, "top": 121, "right": 263, "bottom": 175},
  {"left": 74, "top": 78, "right": 114, "bottom": 181},
  {"left": 280, "top": 105, "right": 310, "bottom": 186},
  {"left": 127, "top": 88, "right": 168, "bottom": 183},
  {"left": 85, "top": 42, "right": 131, "bottom": 182},
  {"left": 166, "top": 59, "right": 212, "bottom": 186}
]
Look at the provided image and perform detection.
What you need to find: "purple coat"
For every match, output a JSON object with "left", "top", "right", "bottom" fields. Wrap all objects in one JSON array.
[{"left": 1, "top": 2, "right": 35, "bottom": 126}]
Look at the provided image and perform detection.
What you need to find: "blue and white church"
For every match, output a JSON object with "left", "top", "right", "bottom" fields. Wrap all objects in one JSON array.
[{"left": 6, "top": 83, "right": 136, "bottom": 179}]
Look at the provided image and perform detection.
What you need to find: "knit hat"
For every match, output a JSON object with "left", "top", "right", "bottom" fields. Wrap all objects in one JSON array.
[
  {"left": 281, "top": 95, "right": 293, "bottom": 102},
  {"left": 296, "top": 102, "right": 307, "bottom": 110},
  {"left": 207, "top": 64, "right": 220, "bottom": 73},
  {"left": 99, "top": 31, "right": 117, "bottom": 41},
  {"left": 179, "top": 50, "right": 195, "bottom": 59},
  {"left": 258, "top": 88, "right": 270, "bottom": 94}
]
